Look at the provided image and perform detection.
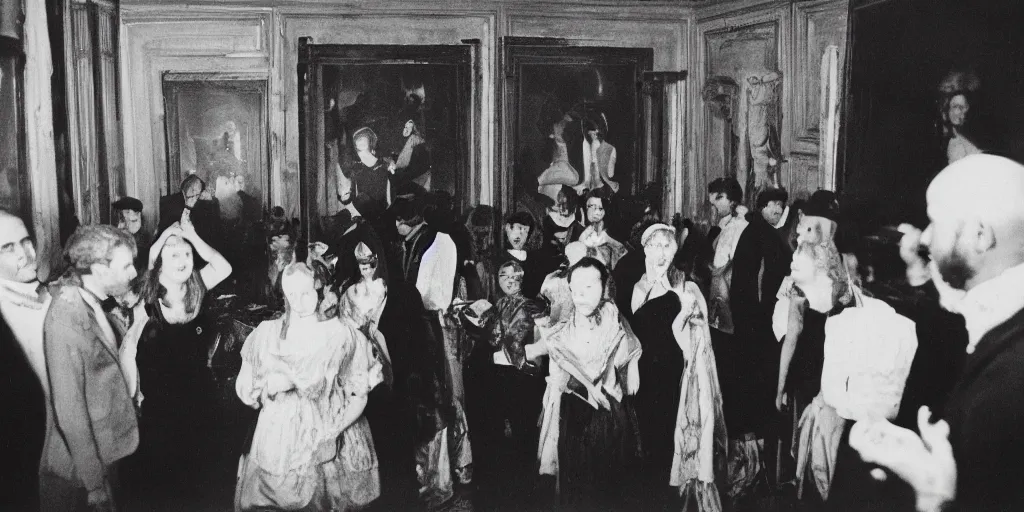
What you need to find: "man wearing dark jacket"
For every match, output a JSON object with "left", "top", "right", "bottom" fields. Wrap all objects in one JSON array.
[
  {"left": 706, "top": 177, "right": 789, "bottom": 498},
  {"left": 852, "top": 154, "right": 1024, "bottom": 512}
]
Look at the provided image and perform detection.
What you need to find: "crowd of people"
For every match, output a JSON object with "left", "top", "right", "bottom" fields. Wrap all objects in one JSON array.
[{"left": 2, "top": 153, "right": 1024, "bottom": 512}]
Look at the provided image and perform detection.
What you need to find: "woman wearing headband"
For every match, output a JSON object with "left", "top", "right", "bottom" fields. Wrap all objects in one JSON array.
[{"left": 631, "top": 224, "right": 726, "bottom": 510}]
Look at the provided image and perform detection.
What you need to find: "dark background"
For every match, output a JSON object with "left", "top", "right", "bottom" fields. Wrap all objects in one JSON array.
[
  {"left": 515, "top": 63, "right": 640, "bottom": 206},
  {"left": 840, "top": 0, "right": 1024, "bottom": 230},
  {"left": 324, "top": 63, "right": 460, "bottom": 196}
]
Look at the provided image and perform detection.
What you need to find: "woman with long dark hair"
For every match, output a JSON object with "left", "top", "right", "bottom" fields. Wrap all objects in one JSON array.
[{"left": 119, "top": 219, "right": 232, "bottom": 508}]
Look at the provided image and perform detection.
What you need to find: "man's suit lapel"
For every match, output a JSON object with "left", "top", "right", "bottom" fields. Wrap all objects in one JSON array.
[
  {"left": 953, "top": 306, "right": 1024, "bottom": 394},
  {"left": 78, "top": 295, "right": 122, "bottom": 364}
]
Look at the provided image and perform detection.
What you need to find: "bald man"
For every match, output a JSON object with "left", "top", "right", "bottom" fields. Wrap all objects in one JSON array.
[
  {"left": 0, "top": 209, "right": 48, "bottom": 510},
  {"left": 851, "top": 154, "right": 1024, "bottom": 512}
]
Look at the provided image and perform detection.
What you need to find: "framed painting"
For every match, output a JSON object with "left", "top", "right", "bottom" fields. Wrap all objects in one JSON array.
[
  {"left": 162, "top": 73, "right": 270, "bottom": 225},
  {"left": 297, "top": 40, "right": 474, "bottom": 242},
  {"left": 499, "top": 38, "right": 653, "bottom": 234}
]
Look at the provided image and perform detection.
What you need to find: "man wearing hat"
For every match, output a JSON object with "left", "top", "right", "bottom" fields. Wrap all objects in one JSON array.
[{"left": 113, "top": 196, "right": 151, "bottom": 272}]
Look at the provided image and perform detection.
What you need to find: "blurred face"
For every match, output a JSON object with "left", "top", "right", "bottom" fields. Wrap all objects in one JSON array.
[
  {"left": 283, "top": 271, "right": 318, "bottom": 318},
  {"left": 0, "top": 216, "right": 38, "bottom": 283},
  {"left": 358, "top": 260, "right": 377, "bottom": 281},
  {"left": 505, "top": 223, "right": 530, "bottom": 250},
  {"left": 183, "top": 182, "right": 203, "bottom": 208},
  {"left": 586, "top": 197, "right": 605, "bottom": 224},
  {"left": 921, "top": 208, "right": 974, "bottom": 290},
  {"left": 338, "top": 182, "right": 353, "bottom": 204},
  {"left": 569, "top": 266, "right": 604, "bottom": 317},
  {"left": 403, "top": 120, "right": 415, "bottom": 138},
  {"left": 354, "top": 135, "right": 371, "bottom": 153},
  {"left": 708, "top": 192, "right": 733, "bottom": 217},
  {"left": 396, "top": 220, "right": 413, "bottom": 238},
  {"left": 948, "top": 94, "right": 969, "bottom": 127},
  {"left": 556, "top": 191, "right": 571, "bottom": 216},
  {"left": 644, "top": 231, "right": 677, "bottom": 273},
  {"left": 790, "top": 248, "right": 817, "bottom": 286},
  {"left": 95, "top": 246, "right": 137, "bottom": 297},
  {"left": 498, "top": 268, "right": 522, "bottom": 296},
  {"left": 119, "top": 210, "right": 142, "bottom": 235},
  {"left": 234, "top": 175, "right": 246, "bottom": 191},
  {"left": 761, "top": 200, "right": 785, "bottom": 226},
  {"left": 159, "top": 236, "right": 195, "bottom": 285}
]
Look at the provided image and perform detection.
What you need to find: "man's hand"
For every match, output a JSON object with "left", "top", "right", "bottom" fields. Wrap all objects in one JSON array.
[{"left": 850, "top": 406, "right": 956, "bottom": 512}]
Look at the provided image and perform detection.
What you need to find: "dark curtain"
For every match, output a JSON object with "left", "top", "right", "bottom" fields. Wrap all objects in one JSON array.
[{"left": 839, "top": 0, "right": 1024, "bottom": 230}]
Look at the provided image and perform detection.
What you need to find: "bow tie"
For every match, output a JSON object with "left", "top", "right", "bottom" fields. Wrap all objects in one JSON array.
[{"left": 100, "top": 297, "right": 119, "bottom": 313}]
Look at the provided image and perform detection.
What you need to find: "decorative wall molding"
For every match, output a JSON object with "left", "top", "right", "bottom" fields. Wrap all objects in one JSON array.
[
  {"left": 119, "top": 0, "right": 692, "bottom": 225},
  {"left": 119, "top": 8, "right": 272, "bottom": 233},
  {"left": 691, "top": 4, "right": 791, "bottom": 214},
  {"left": 687, "top": 0, "right": 848, "bottom": 210},
  {"left": 792, "top": 0, "right": 847, "bottom": 155}
]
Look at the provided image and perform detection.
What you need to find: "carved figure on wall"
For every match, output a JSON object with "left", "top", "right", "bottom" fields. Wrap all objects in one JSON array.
[
  {"left": 741, "top": 72, "right": 783, "bottom": 210},
  {"left": 702, "top": 76, "right": 741, "bottom": 183}
]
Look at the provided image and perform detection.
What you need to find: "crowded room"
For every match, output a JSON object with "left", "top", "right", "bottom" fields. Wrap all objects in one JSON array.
[{"left": 3, "top": 0, "right": 1024, "bottom": 510}]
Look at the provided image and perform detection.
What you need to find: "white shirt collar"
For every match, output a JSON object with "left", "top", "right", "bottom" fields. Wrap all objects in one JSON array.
[
  {"left": 958, "top": 262, "right": 1024, "bottom": 353},
  {"left": 0, "top": 278, "right": 41, "bottom": 297},
  {"left": 774, "top": 206, "right": 790, "bottom": 229}
]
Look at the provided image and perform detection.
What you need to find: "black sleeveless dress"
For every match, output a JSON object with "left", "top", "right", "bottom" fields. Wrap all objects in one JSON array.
[
  {"left": 130, "top": 301, "right": 222, "bottom": 507},
  {"left": 631, "top": 292, "right": 686, "bottom": 480}
]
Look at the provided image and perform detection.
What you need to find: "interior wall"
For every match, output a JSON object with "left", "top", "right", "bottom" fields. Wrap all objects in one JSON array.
[
  {"left": 118, "top": 0, "right": 692, "bottom": 233},
  {"left": 689, "top": 0, "right": 848, "bottom": 216}
]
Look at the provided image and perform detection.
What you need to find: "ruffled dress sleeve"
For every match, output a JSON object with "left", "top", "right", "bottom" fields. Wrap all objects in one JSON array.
[{"left": 235, "top": 320, "right": 277, "bottom": 408}]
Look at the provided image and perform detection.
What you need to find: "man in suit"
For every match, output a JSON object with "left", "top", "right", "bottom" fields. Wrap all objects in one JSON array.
[
  {"left": 852, "top": 154, "right": 1024, "bottom": 511},
  {"left": 705, "top": 177, "right": 789, "bottom": 499},
  {"left": 157, "top": 174, "right": 221, "bottom": 243},
  {"left": 40, "top": 225, "right": 139, "bottom": 512},
  {"left": 0, "top": 209, "right": 48, "bottom": 511}
]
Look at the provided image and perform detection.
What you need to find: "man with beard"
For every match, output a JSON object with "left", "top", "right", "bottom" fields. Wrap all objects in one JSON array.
[
  {"left": 495, "top": 211, "right": 544, "bottom": 300},
  {"left": 851, "top": 154, "right": 1024, "bottom": 512},
  {"left": 0, "top": 210, "right": 48, "bottom": 511},
  {"left": 40, "top": 225, "right": 139, "bottom": 512}
]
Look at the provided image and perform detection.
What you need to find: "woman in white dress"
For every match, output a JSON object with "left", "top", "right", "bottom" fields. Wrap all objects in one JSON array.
[{"left": 234, "top": 262, "right": 383, "bottom": 511}]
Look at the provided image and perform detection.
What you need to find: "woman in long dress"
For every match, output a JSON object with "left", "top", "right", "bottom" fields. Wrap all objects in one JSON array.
[
  {"left": 533, "top": 257, "right": 643, "bottom": 510},
  {"left": 337, "top": 242, "right": 451, "bottom": 509},
  {"left": 235, "top": 262, "right": 383, "bottom": 511},
  {"left": 119, "top": 219, "right": 233, "bottom": 509},
  {"left": 631, "top": 224, "right": 727, "bottom": 511}
]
